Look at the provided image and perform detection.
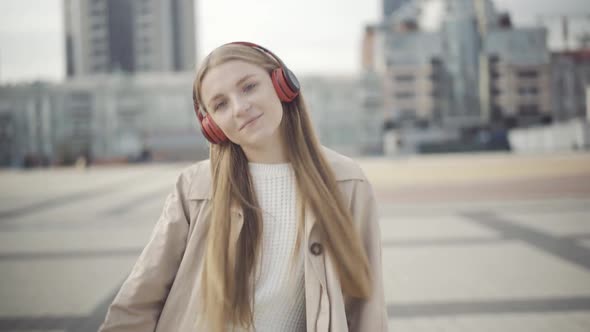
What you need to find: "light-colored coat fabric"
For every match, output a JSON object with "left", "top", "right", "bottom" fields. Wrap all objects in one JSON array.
[{"left": 99, "top": 148, "right": 388, "bottom": 332}]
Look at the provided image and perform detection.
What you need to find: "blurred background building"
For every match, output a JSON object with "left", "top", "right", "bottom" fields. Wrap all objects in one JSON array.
[
  {"left": 0, "top": 83, "right": 54, "bottom": 167},
  {"left": 551, "top": 50, "right": 590, "bottom": 121},
  {"left": 1, "top": 0, "right": 590, "bottom": 167},
  {"left": 0, "top": 0, "right": 201, "bottom": 167},
  {"left": 382, "top": 0, "right": 412, "bottom": 19},
  {"left": 301, "top": 76, "right": 366, "bottom": 156},
  {"left": 64, "top": 0, "right": 196, "bottom": 76},
  {"left": 361, "top": 0, "right": 590, "bottom": 155}
]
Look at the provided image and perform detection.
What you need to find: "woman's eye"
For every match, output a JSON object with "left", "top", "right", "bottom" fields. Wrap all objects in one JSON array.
[
  {"left": 243, "top": 82, "right": 257, "bottom": 92},
  {"left": 213, "top": 100, "right": 227, "bottom": 111}
]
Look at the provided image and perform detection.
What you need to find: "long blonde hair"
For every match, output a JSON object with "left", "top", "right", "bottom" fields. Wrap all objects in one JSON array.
[{"left": 193, "top": 44, "right": 371, "bottom": 331}]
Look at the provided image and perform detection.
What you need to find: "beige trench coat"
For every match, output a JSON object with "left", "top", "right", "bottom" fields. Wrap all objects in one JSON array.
[{"left": 99, "top": 148, "right": 388, "bottom": 332}]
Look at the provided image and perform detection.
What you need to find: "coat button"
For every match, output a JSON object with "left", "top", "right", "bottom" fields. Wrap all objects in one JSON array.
[{"left": 310, "top": 242, "right": 323, "bottom": 256}]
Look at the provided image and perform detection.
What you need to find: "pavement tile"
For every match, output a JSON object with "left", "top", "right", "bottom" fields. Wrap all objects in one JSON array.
[
  {"left": 383, "top": 242, "right": 590, "bottom": 303},
  {"left": 0, "top": 257, "right": 136, "bottom": 317},
  {"left": 380, "top": 215, "right": 500, "bottom": 242},
  {"left": 499, "top": 210, "right": 590, "bottom": 237}
]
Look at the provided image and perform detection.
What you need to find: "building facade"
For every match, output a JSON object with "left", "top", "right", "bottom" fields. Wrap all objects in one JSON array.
[
  {"left": 64, "top": 0, "right": 196, "bottom": 77},
  {"left": 362, "top": 0, "right": 552, "bottom": 154},
  {"left": 0, "top": 73, "right": 208, "bottom": 167},
  {"left": 481, "top": 28, "right": 552, "bottom": 127},
  {"left": 551, "top": 50, "right": 590, "bottom": 122},
  {"left": 299, "top": 76, "right": 367, "bottom": 156},
  {"left": 383, "top": 0, "right": 412, "bottom": 19},
  {"left": 53, "top": 73, "right": 206, "bottom": 163},
  {"left": 0, "top": 84, "right": 54, "bottom": 167}
]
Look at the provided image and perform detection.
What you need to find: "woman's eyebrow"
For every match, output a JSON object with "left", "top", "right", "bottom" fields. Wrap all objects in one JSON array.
[{"left": 235, "top": 74, "right": 255, "bottom": 86}]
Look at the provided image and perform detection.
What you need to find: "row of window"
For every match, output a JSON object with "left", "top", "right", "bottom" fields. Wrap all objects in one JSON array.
[
  {"left": 391, "top": 74, "right": 441, "bottom": 82},
  {"left": 90, "top": 64, "right": 152, "bottom": 71},
  {"left": 491, "top": 86, "right": 541, "bottom": 96},
  {"left": 392, "top": 91, "right": 440, "bottom": 99},
  {"left": 392, "top": 106, "right": 541, "bottom": 119}
]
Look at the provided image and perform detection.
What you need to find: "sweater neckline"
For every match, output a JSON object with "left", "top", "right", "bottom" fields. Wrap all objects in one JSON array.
[{"left": 248, "top": 162, "right": 293, "bottom": 178}]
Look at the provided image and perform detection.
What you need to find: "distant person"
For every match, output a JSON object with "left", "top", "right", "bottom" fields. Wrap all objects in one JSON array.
[{"left": 99, "top": 42, "right": 387, "bottom": 332}]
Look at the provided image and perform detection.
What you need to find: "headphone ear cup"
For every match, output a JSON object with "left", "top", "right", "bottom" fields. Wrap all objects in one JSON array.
[
  {"left": 199, "top": 116, "right": 216, "bottom": 143},
  {"left": 272, "top": 68, "right": 299, "bottom": 102},
  {"left": 202, "top": 115, "right": 228, "bottom": 144},
  {"left": 282, "top": 68, "right": 300, "bottom": 94},
  {"left": 207, "top": 116, "right": 228, "bottom": 143}
]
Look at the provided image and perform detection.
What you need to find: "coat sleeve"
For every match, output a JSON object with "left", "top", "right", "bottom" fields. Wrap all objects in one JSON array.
[
  {"left": 98, "top": 172, "right": 190, "bottom": 332},
  {"left": 347, "top": 175, "right": 389, "bottom": 332}
]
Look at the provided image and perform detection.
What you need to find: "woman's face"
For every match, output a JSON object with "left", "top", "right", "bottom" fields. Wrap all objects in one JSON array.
[{"left": 200, "top": 60, "right": 284, "bottom": 149}]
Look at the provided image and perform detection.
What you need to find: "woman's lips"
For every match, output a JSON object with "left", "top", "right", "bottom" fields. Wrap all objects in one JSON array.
[{"left": 240, "top": 114, "right": 262, "bottom": 131}]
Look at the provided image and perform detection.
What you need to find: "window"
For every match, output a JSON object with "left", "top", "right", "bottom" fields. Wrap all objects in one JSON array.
[
  {"left": 92, "top": 48, "right": 106, "bottom": 56},
  {"left": 395, "top": 92, "right": 415, "bottom": 99},
  {"left": 91, "top": 22, "right": 104, "bottom": 30},
  {"left": 69, "top": 92, "right": 92, "bottom": 103},
  {"left": 399, "top": 109, "right": 416, "bottom": 121},
  {"left": 395, "top": 75, "right": 415, "bottom": 82},
  {"left": 518, "top": 104, "right": 539, "bottom": 116},
  {"left": 518, "top": 87, "right": 539, "bottom": 96},
  {"left": 517, "top": 70, "right": 538, "bottom": 79}
]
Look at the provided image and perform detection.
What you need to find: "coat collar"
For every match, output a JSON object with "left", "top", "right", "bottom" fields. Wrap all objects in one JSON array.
[{"left": 187, "top": 146, "right": 364, "bottom": 201}]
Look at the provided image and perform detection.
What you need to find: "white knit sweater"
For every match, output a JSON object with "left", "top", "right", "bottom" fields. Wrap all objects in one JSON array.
[{"left": 234, "top": 163, "right": 305, "bottom": 332}]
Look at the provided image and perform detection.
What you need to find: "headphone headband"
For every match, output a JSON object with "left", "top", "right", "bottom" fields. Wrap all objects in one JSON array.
[{"left": 226, "top": 41, "right": 287, "bottom": 68}]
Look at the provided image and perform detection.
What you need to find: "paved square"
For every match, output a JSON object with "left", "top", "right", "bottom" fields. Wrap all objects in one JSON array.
[{"left": 0, "top": 153, "right": 589, "bottom": 331}]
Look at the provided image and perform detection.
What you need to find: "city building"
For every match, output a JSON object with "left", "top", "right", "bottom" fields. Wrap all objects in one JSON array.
[
  {"left": 0, "top": 83, "right": 54, "bottom": 167},
  {"left": 360, "top": 25, "right": 387, "bottom": 154},
  {"left": 480, "top": 28, "right": 552, "bottom": 127},
  {"left": 64, "top": 0, "right": 196, "bottom": 77},
  {"left": 52, "top": 72, "right": 206, "bottom": 163},
  {"left": 551, "top": 50, "right": 590, "bottom": 122},
  {"left": 383, "top": 0, "right": 412, "bottom": 19},
  {"left": 299, "top": 76, "right": 367, "bottom": 156},
  {"left": 362, "top": 0, "right": 552, "bottom": 154},
  {"left": 0, "top": 73, "right": 208, "bottom": 167}
]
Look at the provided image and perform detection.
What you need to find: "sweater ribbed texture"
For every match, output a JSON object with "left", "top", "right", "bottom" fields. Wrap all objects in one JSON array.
[{"left": 233, "top": 162, "right": 306, "bottom": 332}]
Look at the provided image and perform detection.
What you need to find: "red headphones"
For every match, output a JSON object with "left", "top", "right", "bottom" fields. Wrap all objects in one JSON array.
[{"left": 193, "top": 41, "right": 301, "bottom": 144}]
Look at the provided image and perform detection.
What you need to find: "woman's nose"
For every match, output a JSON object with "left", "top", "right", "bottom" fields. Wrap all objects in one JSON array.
[{"left": 232, "top": 95, "right": 251, "bottom": 116}]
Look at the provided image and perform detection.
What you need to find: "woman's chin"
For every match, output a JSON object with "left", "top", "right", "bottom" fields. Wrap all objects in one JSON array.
[{"left": 239, "top": 130, "right": 279, "bottom": 150}]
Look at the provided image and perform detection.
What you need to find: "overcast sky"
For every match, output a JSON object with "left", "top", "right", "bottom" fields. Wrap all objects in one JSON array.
[{"left": 0, "top": 0, "right": 589, "bottom": 83}]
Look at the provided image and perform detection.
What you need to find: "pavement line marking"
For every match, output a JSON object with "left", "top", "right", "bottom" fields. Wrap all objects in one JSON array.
[
  {"left": 382, "top": 237, "right": 510, "bottom": 247},
  {"left": 0, "top": 170, "right": 159, "bottom": 221},
  {"left": 66, "top": 286, "right": 121, "bottom": 332},
  {"left": 564, "top": 233, "right": 590, "bottom": 241},
  {"left": 0, "top": 316, "right": 85, "bottom": 330},
  {"left": 462, "top": 211, "right": 590, "bottom": 271},
  {"left": 0, "top": 248, "right": 142, "bottom": 261},
  {"left": 387, "top": 296, "right": 590, "bottom": 318},
  {"left": 99, "top": 187, "right": 170, "bottom": 216}
]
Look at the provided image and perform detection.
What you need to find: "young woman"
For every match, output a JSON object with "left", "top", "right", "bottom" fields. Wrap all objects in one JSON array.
[{"left": 99, "top": 42, "right": 388, "bottom": 332}]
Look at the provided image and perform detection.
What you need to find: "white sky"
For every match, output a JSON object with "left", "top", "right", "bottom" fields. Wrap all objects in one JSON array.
[{"left": 0, "top": 0, "right": 589, "bottom": 83}]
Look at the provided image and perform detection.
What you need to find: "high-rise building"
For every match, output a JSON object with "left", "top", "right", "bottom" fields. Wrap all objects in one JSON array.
[
  {"left": 383, "top": 0, "right": 412, "bottom": 19},
  {"left": 64, "top": 0, "right": 196, "bottom": 77}
]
